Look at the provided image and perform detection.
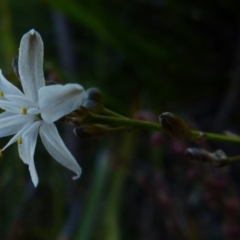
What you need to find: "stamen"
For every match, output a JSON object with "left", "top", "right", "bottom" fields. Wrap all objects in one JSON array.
[
  {"left": 0, "top": 91, "right": 4, "bottom": 97},
  {"left": 17, "top": 137, "right": 23, "bottom": 144},
  {"left": 21, "top": 107, "right": 28, "bottom": 115},
  {"left": 0, "top": 150, "right": 3, "bottom": 157}
]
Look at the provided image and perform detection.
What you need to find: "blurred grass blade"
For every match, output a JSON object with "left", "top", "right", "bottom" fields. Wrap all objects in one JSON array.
[
  {"left": 75, "top": 149, "right": 110, "bottom": 240},
  {"left": 43, "top": 0, "right": 171, "bottom": 61}
]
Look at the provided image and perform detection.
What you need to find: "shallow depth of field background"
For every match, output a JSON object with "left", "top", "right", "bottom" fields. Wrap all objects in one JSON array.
[{"left": 1, "top": 0, "right": 240, "bottom": 239}]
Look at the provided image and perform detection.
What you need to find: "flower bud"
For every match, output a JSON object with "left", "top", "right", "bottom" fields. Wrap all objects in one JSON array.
[
  {"left": 83, "top": 88, "right": 103, "bottom": 113},
  {"left": 185, "top": 148, "right": 228, "bottom": 166},
  {"left": 86, "top": 88, "right": 102, "bottom": 102},
  {"left": 83, "top": 100, "right": 103, "bottom": 113},
  {"left": 159, "top": 112, "right": 191, "bottom": 139}
]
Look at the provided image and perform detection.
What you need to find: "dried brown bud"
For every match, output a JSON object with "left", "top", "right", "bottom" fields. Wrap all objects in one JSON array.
[
  {"left": 74, "top": 124, "right": 126, "bottom": 138},
  {"left": 74, "top": 124, "right": 106, "bottom": 138},
  {"left": 159, "top": 112, "right": 191, "bottom": 139},
  {"left": 185, "top": 148, "right": 228, "bottom": 166},
  {"left": 62, "top": 106, "right": 89, "bottom": 125},
  {"left": 185, "top": 148, "right": 213, "bottom": 162}
]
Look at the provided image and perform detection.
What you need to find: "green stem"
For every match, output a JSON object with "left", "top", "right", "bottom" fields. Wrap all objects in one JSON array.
[
  {"left": 86, "top": 113, "right": 240, "bottom": 144},
  {"left": 89, "top": 112, "right": 163, "bottom": 131},
  {"left": 103, "top": 108, "right": 128, "bottom": 119},
  {"left": 228, "top": 155, "right": 240, "bottom": 163}
]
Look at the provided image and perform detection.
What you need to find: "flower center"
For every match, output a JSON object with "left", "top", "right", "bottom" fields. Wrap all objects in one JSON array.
[
  {"left": 21, "top": 107, "right": 28, "bottom": 115},
  {"left": 17, "top": 137, "right": 23, "bottom": 144},
  {"left": 0, "top": 91, "right": 4, "bottom": 97}
]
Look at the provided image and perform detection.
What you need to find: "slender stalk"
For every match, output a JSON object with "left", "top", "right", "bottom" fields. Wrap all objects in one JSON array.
[
  {"left": 103, "top": 108, "right": 128, "bottom": 119},
  {"left": 88, "top": 113, "right": 163, "bottom": 131},
  {"left": 86, "top": 113, "right": 240, "bottom": 144},
  {"left": 228, "top": 155, "right": 240, "bottom": 163}
]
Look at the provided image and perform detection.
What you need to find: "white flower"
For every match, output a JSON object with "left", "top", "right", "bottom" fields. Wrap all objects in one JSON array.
[{"left": 0, "top": 29, "right": 86, "bottom": 186}]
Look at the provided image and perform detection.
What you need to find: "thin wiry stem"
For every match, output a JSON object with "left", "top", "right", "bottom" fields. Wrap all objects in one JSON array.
[{"left": 103, "top": 108, "right": 128, "bottom": 119}]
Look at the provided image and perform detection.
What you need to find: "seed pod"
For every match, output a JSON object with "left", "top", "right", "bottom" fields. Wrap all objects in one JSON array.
[
  {"left": 212, "top": 149, "right": 228, "bottom": 167},
  {"left": 159, "top": 112, "right": 191, "bottom": 139},
  {"left": 185, "top": 148, "right": 228, "bottom": 166},
  {"left": 185, "top": 148, "right": 214, "bottom": 162}
]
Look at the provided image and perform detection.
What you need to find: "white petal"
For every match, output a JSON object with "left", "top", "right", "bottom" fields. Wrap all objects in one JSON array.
[
  {"left": 0, "top": 100, "right": 36, "bottom": 114},
  {"left": 0, "top": 100, "right": 24, "bottom": 113},
  {"left": 0, "top": 70, "right": 24, "bottom": 96},
  {"left": 18, "top": 121, "right": 40, "bottom": 187},
  {"left": 18, "top": 29, "right": 45, "bottom": 103},
  {"left": 0, "top": 114, "right": 34, "bottom": 138},
  {"left": 2, "top": 119, "right": 37, "bottom": 150},
  {"left": 18, "top": 122, "right": 40, "bottom": 164},
  {"left": 0, "top": 111, "right": 15, "bottom": 119},
  {"left": 39, "top": 122, "right": 82, "bottom": 179},
  {"left": 22, "top": 120, "right": 41, "bottom": 138},
  {"left": 28, "top": 108, "right": 40, "bottom": 114},
  {"left": 4, "top": 95, "right": 37, "bottom": 108},
  {"left": 39, "top": 84, "right": 86, "bottom": 123}
]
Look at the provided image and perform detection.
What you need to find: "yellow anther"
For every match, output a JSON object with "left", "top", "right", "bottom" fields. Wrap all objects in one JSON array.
[
  {"left": 0, "top": 150, "right": 3, "bottom": 157},
  {"left": 0, "top": 91, "right": 4, "bottom": 97},
  {"left": 21, "top": 107, "right": 28, "bottom": 115},
  {"left": 17, "top": 137, "right": 23, "bottom": 144}
]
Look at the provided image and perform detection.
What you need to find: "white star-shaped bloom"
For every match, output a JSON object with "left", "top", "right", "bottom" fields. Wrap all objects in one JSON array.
[{"left": 0, "top": 29, "right": 86, "bottom": 186}]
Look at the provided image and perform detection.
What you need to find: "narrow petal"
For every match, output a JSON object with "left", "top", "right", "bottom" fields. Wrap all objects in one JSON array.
[
  {"left": 4, "top": 95, "right": 37, "bottom": 108},
  {"left": 0, "top": 95, "right": 38, "bottom": 114},
  {"left": 18, "top": 29, "right": 45, "bottom": 103},
  {"left": 0, "top": 114, "right": 35, "bottom": 138},
  {"left": 28, "top": 108, "right": 40, "bottom": 114},
  {"left": 22, "top": 120, "right": 41, "bottom": 138},
  {"left": 39, "top": 84, "right": 86, "bottom": 123},
  {"left": 0, "top": 100, "right": 25, "bottom": 113},
  {"left": 2, "top": 119, "right": 37, "bottom": 150},
  {"left": 0, "top": 70, "right": 24, "bottom": 96},
  {"left": 39, "top": 122, "right": 82, "bottom": 179},
  {"left": 0, "top": 113, "right": 24, "bottom": 137},
  {"left": 18, "top": 121, "right": 40, "bottom": 187},
  {"left": 0, "top": 111, "right": 15, "bottom": 119}
]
